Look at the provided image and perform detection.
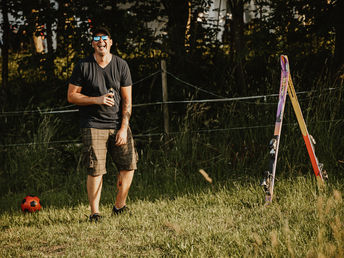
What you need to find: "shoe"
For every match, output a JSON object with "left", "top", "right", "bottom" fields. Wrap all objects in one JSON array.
[
  {"left": 112, "top": 205, "right": 128, "bottom": 215},
  {"left": 89, "top": 213, "right": 102, "bottom": 222}
]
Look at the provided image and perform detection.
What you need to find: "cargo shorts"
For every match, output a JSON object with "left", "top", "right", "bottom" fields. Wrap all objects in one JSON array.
[{"left": 81, "top": 127, "right": 138, "bottom": 176}]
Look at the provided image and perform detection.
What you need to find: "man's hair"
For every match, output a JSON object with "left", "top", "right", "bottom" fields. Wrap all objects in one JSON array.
[{"left": 92, "top": 27, "right": 111, "bottom": 38}]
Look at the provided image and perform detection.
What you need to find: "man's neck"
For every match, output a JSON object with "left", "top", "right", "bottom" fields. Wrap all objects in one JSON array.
[{"left": 93, "top": 53, "right": 112, "bottom": 68}]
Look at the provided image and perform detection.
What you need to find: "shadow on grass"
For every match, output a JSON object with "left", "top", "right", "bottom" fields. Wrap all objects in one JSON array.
[
  {"left": 0, "top": 156, "right": 343, "bottom": 215},
  {"left": 0, "top": 165, "right": 261, "bottom": 215}
]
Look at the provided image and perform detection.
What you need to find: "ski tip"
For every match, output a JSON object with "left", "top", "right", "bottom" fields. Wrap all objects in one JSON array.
[{"left": 280, "top": 55, "right": 289, "bottom": 71}]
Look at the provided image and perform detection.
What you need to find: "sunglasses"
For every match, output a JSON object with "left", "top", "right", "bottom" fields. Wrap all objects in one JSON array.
[{"left": 93, "top": 35, "right": 109, "bottom": 42}]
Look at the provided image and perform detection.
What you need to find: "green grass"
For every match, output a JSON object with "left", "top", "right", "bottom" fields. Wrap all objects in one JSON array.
[
  {"left": 1, "top": 175, "right": 343, "bottom": 257},
  {"left": 0, "top": 54, "right": 343, "bottom": 256}
]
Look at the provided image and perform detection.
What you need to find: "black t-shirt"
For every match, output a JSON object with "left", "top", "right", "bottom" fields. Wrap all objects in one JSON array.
[{"left": 69, "top": 54, "right": 132, "bottom": 129}]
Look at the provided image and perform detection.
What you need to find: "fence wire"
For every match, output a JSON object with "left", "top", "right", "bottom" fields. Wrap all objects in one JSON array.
[
  {"left": 1, "top": 119, "right": 342, "bottom": 148},
  {"left": 0, "top": 69, "right": 341, "bottom": 148}
]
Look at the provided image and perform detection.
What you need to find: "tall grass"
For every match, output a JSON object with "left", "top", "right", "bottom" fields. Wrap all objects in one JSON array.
[
  {"left": 0, "top": 114, "right": 83, "bottom": 195},
  {"left": 0, "top": 70, "right": 343, "bottom": 195}
]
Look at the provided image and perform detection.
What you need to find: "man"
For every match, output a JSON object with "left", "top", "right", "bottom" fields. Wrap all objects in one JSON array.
[{"left": 67, "top": 27, "right": 137, "bottom": 222}]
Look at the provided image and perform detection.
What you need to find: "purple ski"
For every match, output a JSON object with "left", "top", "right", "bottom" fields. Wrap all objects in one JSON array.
[{"left": 261, "top": 55, "right": 289, "bottom": 204}]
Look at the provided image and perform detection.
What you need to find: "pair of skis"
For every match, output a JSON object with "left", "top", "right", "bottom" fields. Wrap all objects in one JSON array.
[{"left": 262, "top": 55, "right": 328, "bottom": 204}]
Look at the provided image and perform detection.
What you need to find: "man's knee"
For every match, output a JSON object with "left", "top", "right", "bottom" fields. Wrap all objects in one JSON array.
[{"left": 117, "top": 170, "right": 134, "bottom": 187}]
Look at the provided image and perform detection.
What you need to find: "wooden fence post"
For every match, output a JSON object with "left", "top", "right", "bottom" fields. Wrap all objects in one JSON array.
[{"left": 161, "top": 60, "right": 169, "bottom": 138}]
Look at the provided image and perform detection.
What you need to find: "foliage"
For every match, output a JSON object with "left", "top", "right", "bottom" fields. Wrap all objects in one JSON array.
[{"left": 1, "top": 1, "right": 342, "bottom": 105}]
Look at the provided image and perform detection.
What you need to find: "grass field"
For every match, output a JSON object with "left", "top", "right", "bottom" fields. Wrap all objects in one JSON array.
[
  {"left": 0, "top": 55, "right": 342, "bottom": 256},
  {"left": 1, "top": 173, "right": 343, "bottom": 257}
]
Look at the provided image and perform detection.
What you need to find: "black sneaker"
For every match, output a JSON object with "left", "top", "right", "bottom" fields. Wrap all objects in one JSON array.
[
  {"left": 89, "top": 213, "right": 102, "bottom": 222},
  {"left": 112, "top": 205, "right": 128, "bottom": 215}
]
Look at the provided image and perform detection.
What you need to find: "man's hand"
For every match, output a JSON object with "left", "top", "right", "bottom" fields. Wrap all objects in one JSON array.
[
  {"left": 97, "top": 93, "right": 114, "bottom": 106},
  {"left": 67, "top": 84, "right": 116, "bottom": 106},
  {"left": 115, "top": 128, "right": 128, "bottom": 146}
]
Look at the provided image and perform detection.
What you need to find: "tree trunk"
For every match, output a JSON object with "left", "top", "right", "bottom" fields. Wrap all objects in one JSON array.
[
  {"left": 333, "top": 1, "right": 344, "bottom": 72},
  {"left": 228, "top": 0, "right": 246, "bottom": 95},
  {"left": 46, "top": 17, "right": 54, "bottom": 54},
  {"left": 55, "top": 0, "right": 67, "bottom": 55},
  {"left": 31, "top": 8, "right": 44, "bottom": 54},
  {"left": 43, "top": 0, "right": 55, "bottom": 78},
  {"left": 33, "top": 33, "right": 44, "bottom": 53},
  {"left": 185, "top": 1, "right": 192, "bottom": 52},
  {"left": 1, "top": 0, "right": 9, "bottom": 91},
  {"left": 161, "top": 0, "right": 189, "bottom": 71}
]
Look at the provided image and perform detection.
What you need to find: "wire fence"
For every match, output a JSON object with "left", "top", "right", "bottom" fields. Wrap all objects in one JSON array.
[
  {"left": 1, "top": 118, "right": 342, "bottom": 148},
  {"left": 0, "top": 70, "right": 338, "bottom": 116},
  {"left": 0, "top": 70, "right": 341, "bottom": 148}
]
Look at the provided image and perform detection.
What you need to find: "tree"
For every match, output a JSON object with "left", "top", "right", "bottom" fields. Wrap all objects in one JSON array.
[
  {"left": 161, "top": 0, "right": 189, "bottom": 70},
  {"left": 330, "top": 0, "right": 344, "bottom": 71},
  {"left": 1, "top": 0, "right": 10, "bottom": 91},
  {"left": 39, "top": 0, "right": 56, "bottom": 78},
  {"left": 224, "top": 0, "right": 250, "bottom": 95}
]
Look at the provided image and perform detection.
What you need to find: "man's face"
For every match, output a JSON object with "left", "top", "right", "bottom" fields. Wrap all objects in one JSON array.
[{"left": 92, "top": 33, "right": 112, "bottom": 56}]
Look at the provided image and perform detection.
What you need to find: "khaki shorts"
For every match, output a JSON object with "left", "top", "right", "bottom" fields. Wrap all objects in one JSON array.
[{"left": 81, "top": 127, "right": 138, "bottom": 176}]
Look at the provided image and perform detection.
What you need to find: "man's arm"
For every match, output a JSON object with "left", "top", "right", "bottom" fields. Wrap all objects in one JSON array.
[
  {"left": 115, "top": 86, "right": 132, "bottom": 146},
  {"left": 67, "top": 83, "right": 114, "bottom": 106},
  {"left": 120, "top": 86, "right": 132, "bottom": 130}
]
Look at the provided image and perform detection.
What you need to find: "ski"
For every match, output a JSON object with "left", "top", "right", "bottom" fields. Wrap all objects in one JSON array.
[
  {"left": 262, "top": 55, "right": 328, "bottom": 204},
  {"left": 285, "top": 66, "right": 328, "bottom": 181},
  {"left": 261, "top": 55, "right": 290, "bottom": 204}
]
